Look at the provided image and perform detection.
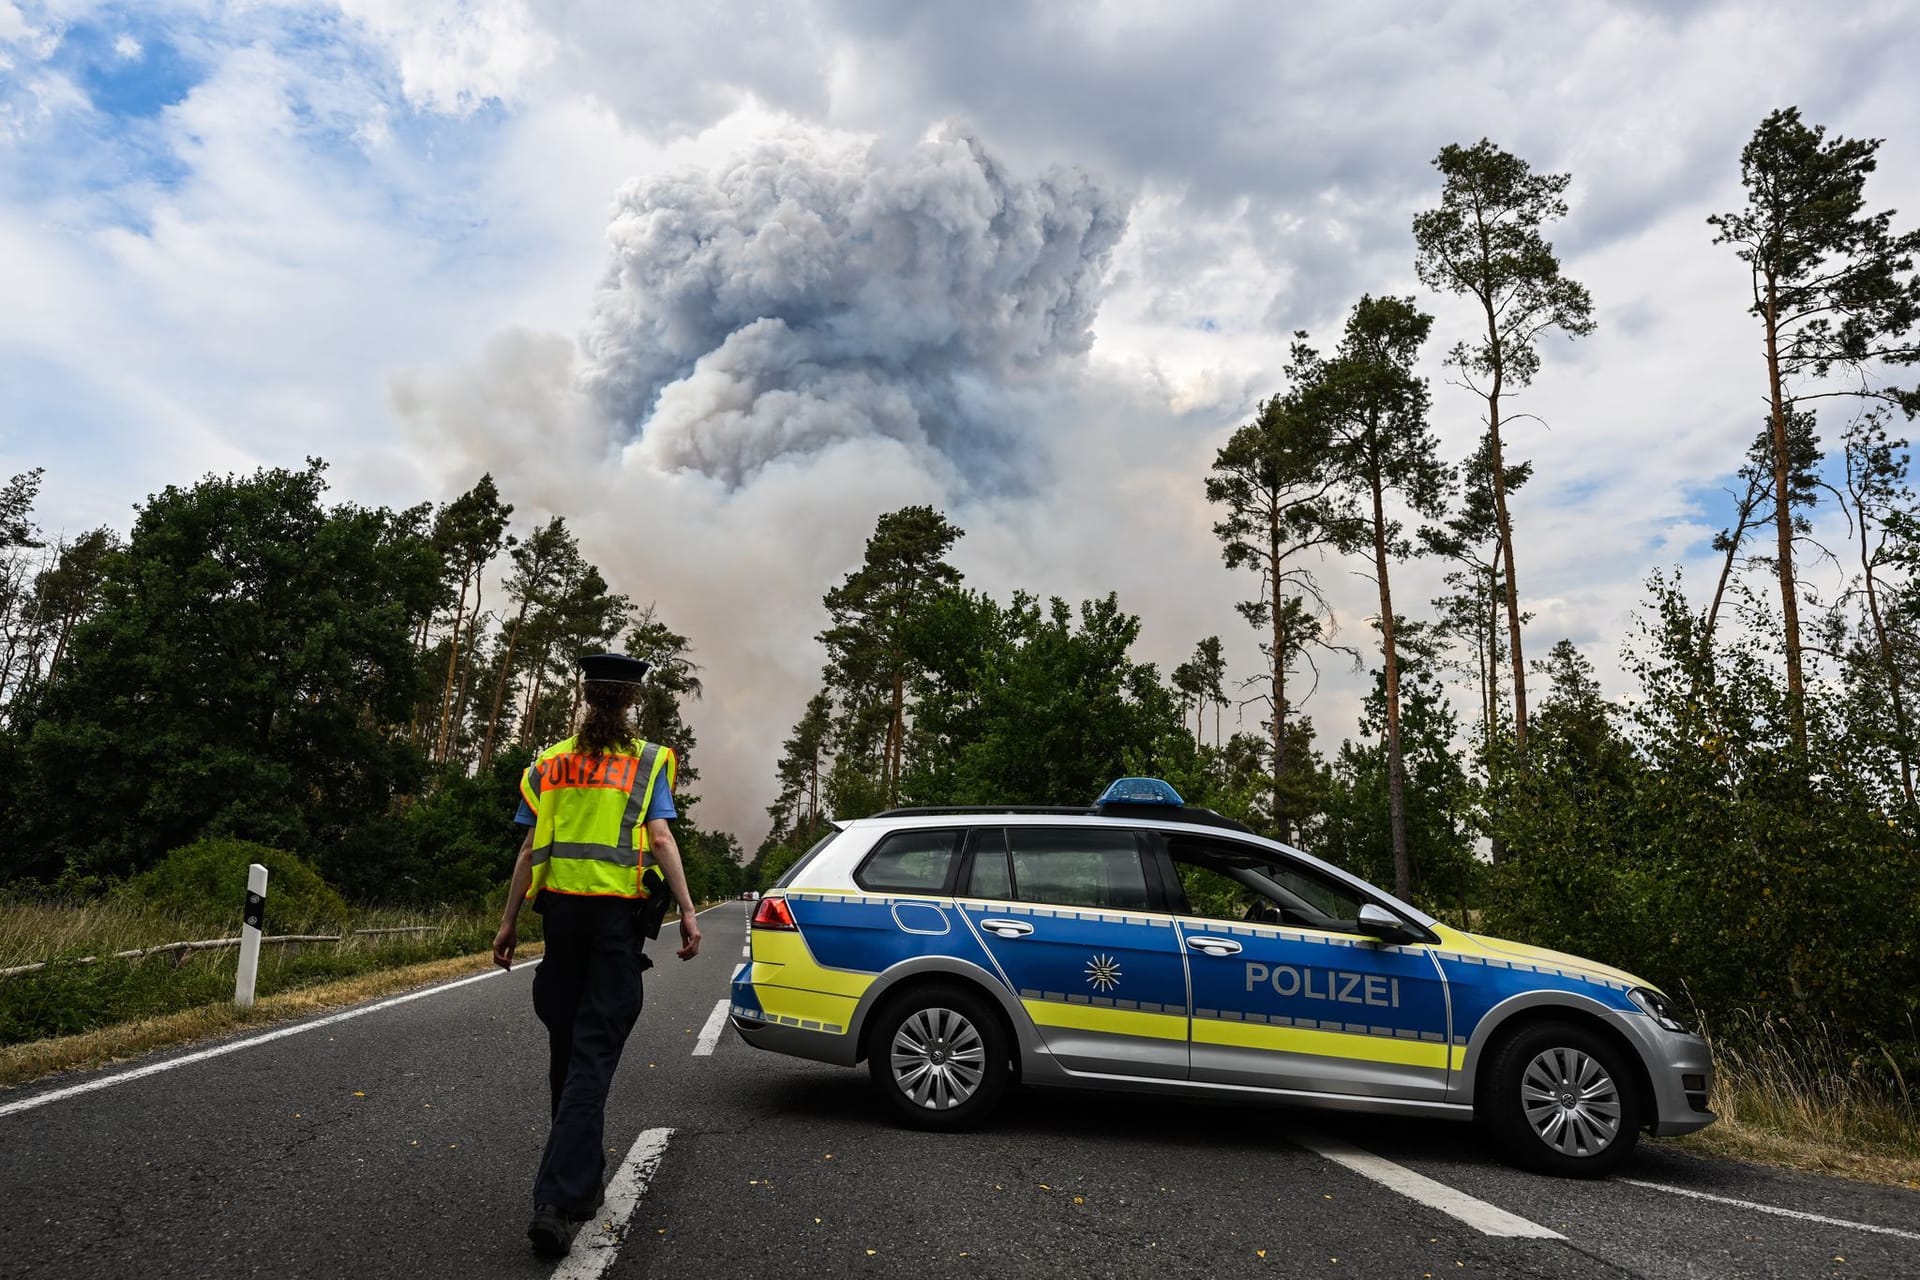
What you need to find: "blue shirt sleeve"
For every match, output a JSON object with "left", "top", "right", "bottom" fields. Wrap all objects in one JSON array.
[
  {"left": 514, "top": 799, "right": 535, "bottom": 827},
  {"left": 645, "top": 781, "right": 677, "bottom": 822}
]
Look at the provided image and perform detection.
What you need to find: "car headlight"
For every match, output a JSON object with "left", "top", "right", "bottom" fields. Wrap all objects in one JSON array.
[{"left": 1629, "top": 986, "right": 1695, "bottom": 1035}]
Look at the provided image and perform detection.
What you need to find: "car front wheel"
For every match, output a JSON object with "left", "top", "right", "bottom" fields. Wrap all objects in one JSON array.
[
  {"left": 1482, "top": 1020, "right": 1641, "bottom": 1177},
  {"left": 867, "top": 984, "right": 1010, "bottom": 1131}
]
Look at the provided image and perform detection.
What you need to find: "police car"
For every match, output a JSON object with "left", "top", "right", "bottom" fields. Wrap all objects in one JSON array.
[{"left": 730, "top": 779, "right": 1714, "bottom": 1176}]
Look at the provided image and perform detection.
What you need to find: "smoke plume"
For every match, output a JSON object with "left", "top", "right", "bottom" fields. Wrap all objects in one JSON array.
[
  {"left": 392, "top": 124, "right": 1257, "bottom": 841},
  {"left": 579, "top": 123, "right": 1128, "bottom": 489}
]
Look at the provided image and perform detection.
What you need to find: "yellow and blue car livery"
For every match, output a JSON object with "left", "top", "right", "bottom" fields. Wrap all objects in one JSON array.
[{"left": 730, "top": 793, "right": 1714, "bottom": 1156}]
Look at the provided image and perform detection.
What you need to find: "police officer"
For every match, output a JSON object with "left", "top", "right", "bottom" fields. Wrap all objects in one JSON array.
[{"left": 492, "top": 651, "right": 702, "bottom": 1259}]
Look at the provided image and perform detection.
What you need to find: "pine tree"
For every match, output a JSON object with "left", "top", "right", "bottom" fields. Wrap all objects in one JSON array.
[
  {"left": 1415, "top": 140, "right": 1595, "bottom": 753},
  {"left": 1289, "top": 296, "right": 1451, "bottom": 898},
  {"left": 1709, "top": 107, "right": 1920, "bottom": 751}
]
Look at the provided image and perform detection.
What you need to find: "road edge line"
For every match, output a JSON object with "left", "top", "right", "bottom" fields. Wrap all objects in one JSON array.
[
  {"left": 0, "top": 960, "right": 539, "bottom": 1121},
  {"left": 1293, "top": 1131, "right": 1565, "bottom": 1239},
  {"left": 551, "top": 1126, "right": 675, "bottom": 1280},
  {"left": 1620, "top": 1178, "right": 1920, "bottom": 1242}
]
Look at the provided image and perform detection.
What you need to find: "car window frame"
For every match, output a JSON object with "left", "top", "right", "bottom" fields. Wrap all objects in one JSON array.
[
  {"left": 1143, "top": 829, "right": 1437, "bottom": 944},
  {"left": 994, "top": 824, "right": 1155, "bottom": 912},
  {"left": 852, "top": 827, "right": 967, "bottom": 896}
]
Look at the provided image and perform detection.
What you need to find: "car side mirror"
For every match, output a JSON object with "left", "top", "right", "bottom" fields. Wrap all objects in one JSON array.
[{"left": 1356, "top": 902, "right": 1417, "bottom": 944}]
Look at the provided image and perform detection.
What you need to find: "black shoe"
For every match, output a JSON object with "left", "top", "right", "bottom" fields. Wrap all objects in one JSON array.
[
  {"left": 528, "top": 1204, "right": 579, "bottom": 1258},
  {"left": 564, "top": 1187, "right": 606, "bottom": 1223}
]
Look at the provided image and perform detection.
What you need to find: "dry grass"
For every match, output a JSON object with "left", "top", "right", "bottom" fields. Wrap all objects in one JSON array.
[
  {"left": 1661, "top": 1011, "right": 1920, "bottom": 1190},
  {"left": 0, "top": 942, "right": 543, "bottom": 1090}
]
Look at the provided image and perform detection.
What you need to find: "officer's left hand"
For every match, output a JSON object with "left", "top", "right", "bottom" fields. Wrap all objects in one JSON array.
[
  {"left": 677, "top": 916, "right": 702, "bottom": 961},
  {"left": 493, "top": 923, "right": 517, "bottom": 971}
]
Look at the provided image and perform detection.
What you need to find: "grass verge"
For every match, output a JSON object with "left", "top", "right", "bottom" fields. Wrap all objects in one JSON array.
[
  {"left": 1661, "top": 1012, "right": 1920, "bottom": 1190},
  {"left": 0, "top": 900, "right": 722, "bottom": 1091},
  {"left": 0, "top": 942, "right": 543, "bottom": 1090}
]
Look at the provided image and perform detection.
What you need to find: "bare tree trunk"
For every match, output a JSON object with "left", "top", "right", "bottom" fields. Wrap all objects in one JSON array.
[
  {"left": 478, "top": 598, "right": 531, "bottom": 772},
  {"left": 1763, "top": 275, "right": 1808, "bottom": 753},
  {"left": 1373, "top": 471, "right": 1412, "bottom": 900},
  {"left": 1703, "top": 475, "right": 1767, "bottom": 661},
  {"left": 520, "top": 638, "right": 557, "bottom": 746},
  {"left": 434, "top": 559, "right": 473, "bottom": 763},
  {"left": 886, "top": 663, "right": 906, "bottom": 808},
  {"left": 1486, "top": 376, "right": 1528, "bottom": 754}
]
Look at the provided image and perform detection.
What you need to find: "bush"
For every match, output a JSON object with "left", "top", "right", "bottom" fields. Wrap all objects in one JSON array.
[{"left": 121, "top": 839, "right": 350, "bottom": 935}]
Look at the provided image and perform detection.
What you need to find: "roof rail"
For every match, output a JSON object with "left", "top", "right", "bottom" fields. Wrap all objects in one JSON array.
[
  {"left": 863, "top": 802, "right": 1257, "bottom": 835},
  {"left": 867, "top": 805, "right": 1089, "bottom": 819},
  {"left": 1094, "top": 802, "right": 1256, "bottom": 835}
]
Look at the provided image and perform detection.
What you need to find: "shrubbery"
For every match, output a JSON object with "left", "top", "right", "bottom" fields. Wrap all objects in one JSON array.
[{"left": 122, "top": 839, "right": 350, "bottom": 935}]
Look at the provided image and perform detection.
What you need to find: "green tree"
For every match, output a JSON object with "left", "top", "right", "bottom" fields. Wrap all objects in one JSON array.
[
  {"left": 1320, "top": 659, "right": 1478, "bottom": 920},
  {"left": 902, "top": 590, "right": 1191, "bottom": 808},
  {"left": 1414, "top": 140, "right": 1595, "bottom": 753},
  {"left": 477, "top": 516, "right": 576, "bottom": 771},
  {"left": 1708, "top": 107, "right": 1920, "bottom": 752},
  {"left": 19, "top": 462, "right": 440, "bottom": 881},
  {"left": 1206, "top": 396, "right": 1345, "bottom": 840},
  {"left": 22, "top": 527, "right": 119, "bottom": 699},
  {"left": 1838, "top": 412, "right": 1918, "bottom": 809},
  {"left": 429, "top": 475, "right": 513, "bottom": 763},
  {"left": 769, "top": 691, "right": 834, "bottom": 839},
  {"left": 819, "top": 506, "right": 964, "bottom": 808},
  {"left": 1289, "top": 295, "right": 1451, "bottom": 898}
]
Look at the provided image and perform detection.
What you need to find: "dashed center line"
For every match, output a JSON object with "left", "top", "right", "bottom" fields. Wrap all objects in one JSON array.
[
  {"left": 691, "top": 997, "right": 730, "bottom": 1056},
  {"left": 549, "top": 1126, "right": 673, "bottom": 1280},
  {"left": 1621, "top": 1179, "right": 1920, "bottom": 1242},
  {"left": 1292, "top": 1131, "right": 1564, "bottom": 1239}
]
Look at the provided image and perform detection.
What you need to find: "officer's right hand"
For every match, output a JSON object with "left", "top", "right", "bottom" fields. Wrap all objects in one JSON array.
[
  {"left": 677, "top": 915, "right": 701, "bottom": 961},
  {"left": 493, "top": 923, "right": 518, "bottom": 971}
]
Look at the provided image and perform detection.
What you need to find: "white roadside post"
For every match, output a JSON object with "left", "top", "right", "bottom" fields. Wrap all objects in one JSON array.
[{"left": 235, "top": 863, "right": 269, "bottom": 1009}]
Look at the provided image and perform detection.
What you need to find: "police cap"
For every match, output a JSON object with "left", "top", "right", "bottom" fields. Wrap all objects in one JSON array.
[{"left": 578, "top": 652, "right": 651, "bottom": 686}]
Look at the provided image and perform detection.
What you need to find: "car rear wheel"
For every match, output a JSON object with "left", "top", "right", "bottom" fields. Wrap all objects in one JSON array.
[
  {"left": 1482, "top": 1020, "right": 1641, "bottom": 1177},
  {"left": 868, "top": 984, "right": 1010, "bottom": 1131}
]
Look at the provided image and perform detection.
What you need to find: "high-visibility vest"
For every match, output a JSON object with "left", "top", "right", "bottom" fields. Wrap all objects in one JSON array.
[{"left": 520, "top": 736, "right": 676, "bottom": 900}]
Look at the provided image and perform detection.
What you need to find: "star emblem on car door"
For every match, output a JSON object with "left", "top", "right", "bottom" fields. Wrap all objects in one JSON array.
[{"left": 1085, "top": 953, "right": 1122, "bottom": 992}]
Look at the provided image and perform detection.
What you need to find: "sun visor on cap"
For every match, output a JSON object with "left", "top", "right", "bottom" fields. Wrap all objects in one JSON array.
[{"left": 578, "top": 652, "right": 651, "bottom": 686}]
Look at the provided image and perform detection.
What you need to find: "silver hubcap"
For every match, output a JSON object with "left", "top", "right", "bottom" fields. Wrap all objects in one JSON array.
[
  {"left": 1522, "top": 1046, "right": 1621, "bottom": 1158},
  {"left": 890, "top": 1006, "right": 986, "bottom": 1110}
]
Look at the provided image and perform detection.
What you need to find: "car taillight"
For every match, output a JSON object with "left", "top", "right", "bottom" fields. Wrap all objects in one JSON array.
[{"left": 752, "top": 896, "right": 797, "bottom": 930}]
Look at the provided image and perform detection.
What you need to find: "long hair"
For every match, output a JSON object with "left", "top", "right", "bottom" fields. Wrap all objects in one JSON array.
[{"left": 576, "top": 681, "right": 641, "bottom": 756}]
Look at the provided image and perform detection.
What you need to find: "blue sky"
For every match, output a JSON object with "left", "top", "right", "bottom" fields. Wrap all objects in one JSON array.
[{"left": 2, "top": 0, "right": 1915, "bottom": 832}]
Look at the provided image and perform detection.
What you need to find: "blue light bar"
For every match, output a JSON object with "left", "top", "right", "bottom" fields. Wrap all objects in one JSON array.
[{"left": 1096, "top": 777, "right": 1185, "bottom": 807}]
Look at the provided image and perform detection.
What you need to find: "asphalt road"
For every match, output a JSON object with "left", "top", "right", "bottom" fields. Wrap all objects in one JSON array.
[{"left": 2, "top": 902, "right": 1915, "bottom": 1279}]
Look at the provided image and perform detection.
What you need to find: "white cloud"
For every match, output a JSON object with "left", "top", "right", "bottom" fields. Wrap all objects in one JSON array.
[
  {"left": 9, "top": 0, "right": 1920, "bottom": 842},
  {"left": 111, "top": 31, "right": 139, "bottom": 59},
  {"left": 334, "top": 0, "right": 554, "bottom": 113}
]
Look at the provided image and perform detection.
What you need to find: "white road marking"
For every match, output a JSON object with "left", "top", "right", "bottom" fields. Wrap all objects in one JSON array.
[
  {"left": 1293, "top": 1132, "right": 1564, "bottom": 1239},
  {"left": 550, "top": 1126, "right": 674, "bottom": 1280},
  {"left": 691, "top": 998, "right": 730, "bottom": 1056},
  {"left": 1622, "top": 1179, "right": 1920, "bottom": 1242},
  {"left": 0, "top": 960, "right": 539, "bottom": 1121}
]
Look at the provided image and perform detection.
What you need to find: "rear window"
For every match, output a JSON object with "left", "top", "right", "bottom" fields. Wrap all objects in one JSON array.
[{"left": 855, "top": 828, "right": 963, "bottom": 894}]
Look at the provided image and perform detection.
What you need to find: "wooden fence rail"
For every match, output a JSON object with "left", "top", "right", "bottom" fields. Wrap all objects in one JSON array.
[{"left": 0, "top": 925, "right": 448, "bottom": 979}]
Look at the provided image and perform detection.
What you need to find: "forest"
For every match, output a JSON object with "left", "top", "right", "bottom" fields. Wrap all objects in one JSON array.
[{"left": 0, "top": 108, "right": 1914, "bottom": 1087}]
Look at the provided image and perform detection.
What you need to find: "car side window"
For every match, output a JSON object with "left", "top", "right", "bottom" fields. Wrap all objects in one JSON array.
[
  {"left": 856, "top": 829, "right": 962, "bottom": 894},
  {"left": 1007, "top": 827, "right": 1149, "bottom": 911},
  {"left": 1164, "top": 835, "right": 1366, "bottom": 932},
  {"left": 964, "top": 828, "right": 1014, "bottom": 900}
]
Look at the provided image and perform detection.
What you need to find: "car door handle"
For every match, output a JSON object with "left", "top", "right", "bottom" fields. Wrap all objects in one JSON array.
[
  {"left": 980, "top": 919, "right": 1034, "bottom": 939},
  {"left": 1186, "top": 936, "right": 1243, "bottom": 957}
]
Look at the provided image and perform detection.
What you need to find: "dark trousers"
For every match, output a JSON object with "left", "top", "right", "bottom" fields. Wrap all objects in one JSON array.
[{"left": 530, "top": 892, "right": 647, "bottom": 1210}]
